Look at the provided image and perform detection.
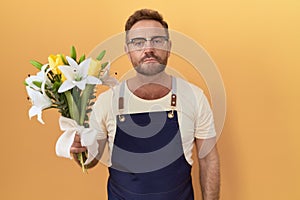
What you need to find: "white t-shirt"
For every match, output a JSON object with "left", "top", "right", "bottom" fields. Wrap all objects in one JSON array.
[{"left": 90, "top": 77, "right": 216, "bottom": 165}]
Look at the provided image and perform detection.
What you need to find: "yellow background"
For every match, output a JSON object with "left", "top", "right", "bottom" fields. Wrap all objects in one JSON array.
[{"left": 1, "top": 0, "right": 299, "bottom": 199}]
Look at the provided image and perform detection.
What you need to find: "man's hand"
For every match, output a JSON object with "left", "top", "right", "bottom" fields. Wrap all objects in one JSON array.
[
  {"left": 70, "top": 134, "right": 87, "bottom": 154},
  {"left": 70, "top": 134, "right": 102, "bottom": 169},
  {"left": 70, "top": 134, "right": 87, "bottom": 167}
]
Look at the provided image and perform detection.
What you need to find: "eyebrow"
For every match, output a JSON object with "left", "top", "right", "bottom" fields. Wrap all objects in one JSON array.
[{"left": 127, "top": 35, "right": 168, "bottom": 41}]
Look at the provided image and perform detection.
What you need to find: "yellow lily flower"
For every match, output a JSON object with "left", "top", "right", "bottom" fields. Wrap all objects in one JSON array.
[{"left": 48, "top": 54, "right": 64, "bottom": 75}]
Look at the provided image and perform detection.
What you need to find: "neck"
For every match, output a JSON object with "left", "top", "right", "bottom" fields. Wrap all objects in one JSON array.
[
  {"left": 127, "top": 72, "right": 172, "bottom": 100},
  {"left": 134, "top": 72, "right": 171, "bottom": 86}
]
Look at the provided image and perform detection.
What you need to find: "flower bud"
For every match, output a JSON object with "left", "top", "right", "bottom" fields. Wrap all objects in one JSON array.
[
  {"left": 88, "top": 59, "right": 102, "bottom": 77},
  {"left": 48, "top": 54, "right": 65, "bottom": 75}
]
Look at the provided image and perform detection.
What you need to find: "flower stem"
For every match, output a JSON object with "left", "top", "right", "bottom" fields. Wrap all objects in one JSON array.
[
  {"left": 64, "top": 90, "right": 87, "bottom": 172},
  {"left": 78, "top": 152, "right": 87, "bottom": 173},
  {"left": 64, "top": 91, "right": 80, "bottom": 123},
  {"left": 79, "top": 84, "right": 95, "bottom": 125}
]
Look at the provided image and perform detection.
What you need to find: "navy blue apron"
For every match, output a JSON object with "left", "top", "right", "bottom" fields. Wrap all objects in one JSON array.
[{"left": 108, "top": 78, "right": 194, "bottom": 200}]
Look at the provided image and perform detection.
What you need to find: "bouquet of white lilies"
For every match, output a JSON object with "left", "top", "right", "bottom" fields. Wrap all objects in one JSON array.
[{"left": 25, "top": 46, "right": 117, "bottom": 172}]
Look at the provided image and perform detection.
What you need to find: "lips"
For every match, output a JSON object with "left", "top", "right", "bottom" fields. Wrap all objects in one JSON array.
[{"left": 143, "top": 58, "right": 157, "bottom": 62}]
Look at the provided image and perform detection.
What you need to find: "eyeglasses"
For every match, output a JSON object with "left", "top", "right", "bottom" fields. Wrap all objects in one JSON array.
[{"left": 127, "top": 36, "right": 169, "bottom": 50}]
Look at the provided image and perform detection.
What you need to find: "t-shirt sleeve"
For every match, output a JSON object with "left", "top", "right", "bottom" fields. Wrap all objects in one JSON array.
[
  {"left": 89, "top": 93, "right": 108, "bottom": 140},
  {"left": 194, "top": 93, "right": 217, "bottom": 139}
]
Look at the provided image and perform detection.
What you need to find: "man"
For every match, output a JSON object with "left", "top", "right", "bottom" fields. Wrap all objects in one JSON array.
[{"left": 71, "top": 9, "right": 220, "bottom": 200}]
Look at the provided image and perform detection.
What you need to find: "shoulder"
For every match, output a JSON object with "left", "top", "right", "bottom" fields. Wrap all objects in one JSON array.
[
  {"left": 93, "top": 82, "right": 122, "bottom": 110},
  {"left": 175, "top": 77, "right": 205, "bottom": 99}
]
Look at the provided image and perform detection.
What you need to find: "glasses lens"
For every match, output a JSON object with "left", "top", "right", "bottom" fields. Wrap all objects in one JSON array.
[
  {"left": 151, "top": 36, "right": 167, "bottom": 48},
  {"left": 128, "top": 36, "right": 168, "bottom": 50},
  {"left": 131, "top": 38, "right": 146, "bottom": 50}
]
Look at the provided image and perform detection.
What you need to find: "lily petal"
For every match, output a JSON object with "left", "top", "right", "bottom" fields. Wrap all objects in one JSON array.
[
  {"left": 37, "top": 110, "right": 45, "bottom": 124},
  {"left": 29, "top": 106, "right": 40, "bottom": 119},
  {"left": 78, "top": 58, "right": 91, "bottom": 77},
  {"left": 58, "top": 80, "right": 75, "bottom": 93},
  {"left": 58, "top": 66, "right": 76, "bottom": 80},
  {"left": 74, "top": 79, "right": 87, "bottom": 90},
  {"left": 66, "top": 56, "right": 78, "bottom": 68},
  {"left": 86, "top": 75, "right": 102, "bottom": 85},
  {"left": 26, "top": 86, "right": 52, "bottom": 124},
  {"left": 25, "top": 76, "right": 43, "bottom": 91}
]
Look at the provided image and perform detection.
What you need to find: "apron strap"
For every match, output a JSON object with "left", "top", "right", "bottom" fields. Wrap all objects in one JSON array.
[
  {"left": 118, "top": 81, "right": 125, "bottom": 110},
  {"left": 118, "top": 77, "right": 177, "bottom": 113}
]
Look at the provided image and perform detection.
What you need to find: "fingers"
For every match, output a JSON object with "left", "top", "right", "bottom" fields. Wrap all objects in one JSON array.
[
  {"left": 70, "top": 134, "right": 87, "bottom": 154},
  {"left": 70, "top": 146, "right": 87, "bottom": 154},
  {"left": 73, "top": 134, "right": 81, "bottom": 143}
]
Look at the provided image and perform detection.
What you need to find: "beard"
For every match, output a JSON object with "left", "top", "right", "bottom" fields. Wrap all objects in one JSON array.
[{"left": 132, "top": 52, "right": 168, "bottom": 76}]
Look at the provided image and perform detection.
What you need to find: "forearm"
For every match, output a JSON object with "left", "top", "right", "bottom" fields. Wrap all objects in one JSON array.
[{"left": 199, "top": 147, "right": 220, "bottom": 200}]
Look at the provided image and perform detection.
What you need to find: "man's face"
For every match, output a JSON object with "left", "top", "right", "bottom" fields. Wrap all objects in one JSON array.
[{"left": 126, "top": 20, "right": 171, "bottom": 76}]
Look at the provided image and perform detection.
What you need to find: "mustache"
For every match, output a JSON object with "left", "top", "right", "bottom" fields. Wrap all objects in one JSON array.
[{"left": 141, "top": 53, "right": 161, "bottom": 63}]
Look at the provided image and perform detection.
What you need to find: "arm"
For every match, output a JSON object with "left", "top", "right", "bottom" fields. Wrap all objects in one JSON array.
[{"left": 196, "top": 137, "right": 220, "bottom": 200}]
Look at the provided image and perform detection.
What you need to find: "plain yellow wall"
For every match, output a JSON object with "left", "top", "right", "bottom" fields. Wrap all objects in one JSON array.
[{"left": 1, "top": 0, "right": 300, "bottom": 199}]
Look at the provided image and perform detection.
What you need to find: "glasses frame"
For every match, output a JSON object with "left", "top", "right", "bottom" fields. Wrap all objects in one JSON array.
[{"left": 126, "top": 36, "right": 169, "bottom": 51}]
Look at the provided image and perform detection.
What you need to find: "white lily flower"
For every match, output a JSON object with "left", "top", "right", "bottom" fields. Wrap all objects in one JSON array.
[
  {"left": 25, "top": 64, "right": 51, "bottom": 91},
  {"left": 58, "top": 56, "right": 101, "bottom": 93},
  {"left": 26, "top": 86, "right": 52, "bottom": 124}
]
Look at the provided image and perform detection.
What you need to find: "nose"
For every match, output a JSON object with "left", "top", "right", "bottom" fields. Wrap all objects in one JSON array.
[{"left": 143, "top": 40, "right": 155, "bottom": 50}]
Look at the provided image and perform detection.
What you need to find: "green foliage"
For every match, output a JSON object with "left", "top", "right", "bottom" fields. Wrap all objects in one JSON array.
[
  {"left": 70, "top": 46, "right": 77, "bottom": 61},
  {"left": 45, "top": 81, "right": 70, "bottom": 118},
  {"left": 96, "top": 50, "right": 106, "bottom": 61},
  {"left": 78, "top": 54, "right": 86, "bottom": 64},
  {"left": 30, "top": 60, "right": 43, "bottom": 70},
  {"left": 101, "top": 61, "right": 109, "bottom": 69},
  {"left": 32, "top": 81, "right": 42, "bottom": 88},
  {"left": 61, "top": 54, "right": 68, "bottom": 65}
]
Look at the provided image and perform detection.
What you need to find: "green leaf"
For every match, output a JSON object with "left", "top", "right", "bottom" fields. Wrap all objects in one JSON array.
[
  {"left": 70, "top": 46, "right": 77, "bottom": 61},
  {"left": 32, "top": 81, "right": 42, "bottom": 88},
  {"left": 61, "top": 54, "right": 68, "bottom": 65},
  {"left": 101, "top": 62, "right": 109, "bottom": 70},
  {"left": 52, "top": 81, "right": 61, "bottom": 92},
  {"left": 78, "top": 54, "right": 86, "bottom": 64},
  {"left": 30, "top": 60, "right": 43, "bottom": 70},
  {"left": 24, "top": 81, "right": 28, "bottom": 86},
  {"left": 96, "top": 50, "right": 106, "bottom": 61}
]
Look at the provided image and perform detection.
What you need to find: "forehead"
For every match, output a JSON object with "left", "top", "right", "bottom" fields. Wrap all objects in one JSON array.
[{"left": 127, "top": 20, "right": 167, "bottom": 38}]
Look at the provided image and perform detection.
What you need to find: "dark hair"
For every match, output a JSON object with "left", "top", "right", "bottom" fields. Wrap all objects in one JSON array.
[{"left": 125, "top": 9, "right": 169, "bottom": 31}]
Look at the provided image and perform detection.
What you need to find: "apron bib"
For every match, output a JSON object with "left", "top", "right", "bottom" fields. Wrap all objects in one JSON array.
[{"left": 108, "top": 78, "right": 194, "bottom": 200}]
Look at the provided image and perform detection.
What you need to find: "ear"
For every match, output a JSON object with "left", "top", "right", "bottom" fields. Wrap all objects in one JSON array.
[{"left": 124, "top": 44, "right": 129, "bottom": 54}]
